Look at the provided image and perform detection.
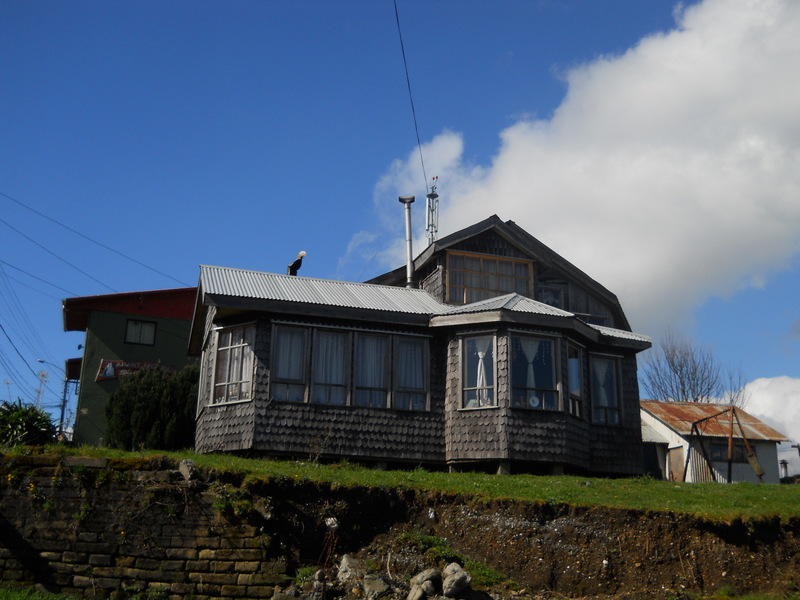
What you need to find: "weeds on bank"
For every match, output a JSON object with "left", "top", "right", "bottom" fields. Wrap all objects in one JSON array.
[{"left": 3, "top": 445, "right": 800, "bottom": 521}]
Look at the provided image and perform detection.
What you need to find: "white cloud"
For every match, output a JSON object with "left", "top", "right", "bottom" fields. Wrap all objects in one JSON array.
[
  {"left": 743, "top": 376, "right": 800, "bottom": 476},
  {"left": 359, "top": 0, "right": 800, "bottom": 340}
]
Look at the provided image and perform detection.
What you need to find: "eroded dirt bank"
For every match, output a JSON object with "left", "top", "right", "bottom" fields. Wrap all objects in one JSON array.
[
  {"left": 254, "top": 476, "right": 800, "bottom": 599},
  {"left": 1, "top": 455, "right": 799, "bottom": 600}
]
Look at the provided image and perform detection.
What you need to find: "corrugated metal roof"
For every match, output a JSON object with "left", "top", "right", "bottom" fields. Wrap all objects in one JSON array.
[
  {"left": 640, "top": 400, "right": 789, "bottom": 442},
  {"left": 589, "top": 323, "right": 651, "bottom": 344},
  {"left": 439, "top": 292, "right": 574, "bottom": 317},
  {"left": 200, "top": 265, "right": 446, "bottom": 315}
]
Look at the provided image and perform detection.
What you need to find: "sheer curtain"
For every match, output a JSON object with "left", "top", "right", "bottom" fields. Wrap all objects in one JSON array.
[
  {"left": 517, "top": 337, "right": 541, "bottom": 407},
  {"left": 355, "top": 335, "right": 387, "bottom": 407},
  {"left": 473, "top": 336, "right": 494, "bottom": 406},
  {"left": 313, "top": 331, "right": 346, "bottom": 404},
  {"left": 274, "top": 327, "right": 305, "bottom": 380},
  {"left": 396, "top": 338, "right": 425, "bottom": 410}
]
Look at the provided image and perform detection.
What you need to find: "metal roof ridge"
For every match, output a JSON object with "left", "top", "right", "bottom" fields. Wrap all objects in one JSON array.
[{"left": 200, "top": 264, "right": 438, "bottom": 294}]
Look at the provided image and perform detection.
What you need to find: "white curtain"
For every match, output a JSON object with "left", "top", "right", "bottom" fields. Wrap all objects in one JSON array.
[
  {"left": 274, "top": 327, "right": 305, "bottom": 380},
  {"left": 397, "top": 338, "right": 424, "bottom": 390},
  {"left": 356, "top": 335, "right": 386, "bottom": 388},
  {"left": 517, "top": 337, "right": 541, "bottom": 407},
  {"left": 475, "top": 337, "right": 493, "bottom": 406},
  {"left": 314, "top": 331, "right": 345, "bottom": 385}
]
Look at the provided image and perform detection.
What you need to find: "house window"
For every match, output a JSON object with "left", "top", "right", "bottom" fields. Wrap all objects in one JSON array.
[
  {"left": 269, "top": 324, "right": 428, "bottom": 410},
  {"left": 447, "top": 252, "right": 532, "bottom": 304},
  {"left": 354, "top": 334, "right": 389, "bottom": 408},
  {"left": 311, "top": 330, "right": 349, "bottom": 405},
  {"left": 567, "top": 344, "right": 583, "bottom": 417},
  {"left": 591, "top": 356, "right": 620, "bottom": 424},
  {"left": 214, "top": 324, "right": 256, "bottom": 404},
  {"left": 510, "top": 335, "right": 558, "bottom": 410},
  {"left": 394, "top": 336, "right": 427, "bottom": 410},
  {"left": 462, "top": 335, "right": 495, "bottom": 408},
  {"left": 709, "top": 441, "right": 748, "bottom": 463},
  {"left": 125, "top": 320, "right": 156, "bottom": 345},
  {"left": 271, "top": 326, "right": 308, "bottom": 402}
]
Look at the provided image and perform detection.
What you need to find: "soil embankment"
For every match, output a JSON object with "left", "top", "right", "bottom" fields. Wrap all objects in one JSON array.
[{"left": 0, "top": 454, "right": 798, "bottom": 599}]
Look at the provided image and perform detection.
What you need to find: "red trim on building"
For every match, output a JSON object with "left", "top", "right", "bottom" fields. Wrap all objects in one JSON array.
[{"left": 63, "top": 287, "right": 197, "bottom": 331}]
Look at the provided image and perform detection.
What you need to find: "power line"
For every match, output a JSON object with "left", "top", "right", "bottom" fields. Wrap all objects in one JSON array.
[
  {"left": 0, "top": 260, "right": 79, "bottom": 297},
  {"left": 0, "top": 215, "right": 117, "bottom": 293},
  {"left": 393, "top": 0, "right": 429, "bottom": 195},
  {"left": 0, "top": 190, "right": 191, "bottom": 287}
]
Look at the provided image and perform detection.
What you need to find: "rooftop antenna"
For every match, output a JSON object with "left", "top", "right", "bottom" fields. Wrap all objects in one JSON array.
[{"left": 425, "top": 176, "right": 439, "bottom": 247}]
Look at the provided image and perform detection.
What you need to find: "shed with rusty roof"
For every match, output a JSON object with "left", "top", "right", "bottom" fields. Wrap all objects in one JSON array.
[{"left": 640, "top": 400, "right": 790, "bottom": 483}]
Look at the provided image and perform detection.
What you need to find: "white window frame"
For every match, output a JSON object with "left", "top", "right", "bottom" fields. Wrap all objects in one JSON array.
[{"left": 212, "top": 323, "right": 256, "bottom": 405}]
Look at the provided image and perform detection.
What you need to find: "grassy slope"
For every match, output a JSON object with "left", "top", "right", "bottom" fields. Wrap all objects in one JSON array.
[{"left": 6, "top": 445, "right": 798, "bottom": 521}]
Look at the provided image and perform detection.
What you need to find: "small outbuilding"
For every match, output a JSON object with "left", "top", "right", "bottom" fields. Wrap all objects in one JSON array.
[{"left": 640, "top": 400, "right": 790, "bottom": 483}]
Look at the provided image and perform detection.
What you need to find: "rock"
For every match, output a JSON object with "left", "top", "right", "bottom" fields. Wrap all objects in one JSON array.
[
  {"left": 362, "top": 575, "right": 390, "bottom": 600},
  {"left": 338, "top": 554, "right": 368, "bottom": 582},
  {"left": 442, "top": 563, "right": 472, "bottom": 598},
  {"left": 178, "top": 459, "right": 196, "bottom": 481},
  {"left": 410, "top": 567, "right": 441, "bottom": 588},
  {"left": 406, "top": 584, "right": 426, "bottom": 600}
]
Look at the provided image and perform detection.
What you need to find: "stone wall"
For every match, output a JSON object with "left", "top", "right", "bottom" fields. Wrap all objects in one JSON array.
[{"left": 0, "top": 454, "right": 287, "bottom": 600}]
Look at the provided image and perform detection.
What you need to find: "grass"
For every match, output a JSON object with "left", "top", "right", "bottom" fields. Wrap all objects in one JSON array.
[{"left": 3, "top": 445, "right": 800, "bottom": 521}]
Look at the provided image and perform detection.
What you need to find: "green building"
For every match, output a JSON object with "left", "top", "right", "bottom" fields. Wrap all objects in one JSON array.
[{"left": 64, "top": 288, "right": 196, "bottom": 446}]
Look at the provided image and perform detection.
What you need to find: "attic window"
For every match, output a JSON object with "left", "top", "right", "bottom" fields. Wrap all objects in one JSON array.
[{"left": 446, "top": 251, "right": 532, "bottom": 304}]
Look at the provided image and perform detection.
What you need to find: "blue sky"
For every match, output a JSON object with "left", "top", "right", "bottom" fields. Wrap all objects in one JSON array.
[{"left": 2, "top": 1, "right": 799, "bottom": 466}]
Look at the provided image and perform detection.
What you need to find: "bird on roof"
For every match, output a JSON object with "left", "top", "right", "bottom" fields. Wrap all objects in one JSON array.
[{"left": 287, "top": 251, "right": 306, "bottom": 276}]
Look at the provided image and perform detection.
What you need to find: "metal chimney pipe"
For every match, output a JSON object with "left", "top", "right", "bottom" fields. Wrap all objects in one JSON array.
[{"left": 399, "top": 196, "right": 415, "bottom": 288}]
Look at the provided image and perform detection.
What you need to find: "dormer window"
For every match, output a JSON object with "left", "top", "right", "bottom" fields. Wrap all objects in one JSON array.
[{"left": 446, "top": 251, "right": 532, "bottom": 304}]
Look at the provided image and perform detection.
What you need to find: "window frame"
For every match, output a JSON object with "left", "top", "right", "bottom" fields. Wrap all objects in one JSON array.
[
  {"left": 393, "top": 335, "right": 429, "bottom": 411},
  {"left": 212, "top": 323, "right": 256, "bottom": 405},
  {"left": 125, "top": 319, "right": 157, "bottom": 346},
  {"left": 446, "top": 251, "right": 533, "bottom": 305},
  {"left": 590, "top": 354, "right": 621, "bottom": 425},
  {"left": 270, "top": 325, "right": 309, "bottom": 403},
  {"left": 461, "top": 334, "right": 497, "bottom": 409},
  {"left": 268, "top": 323, "right": 430, "bottom": 411},
  {"left": 509, "top": 333, "right": 560, "bottom": 411},
  {"left": 567, "top": 343, "right": 584, "bottom": 418},
  {"left": 310, "top": 329, "right": 351, "bottom": 406}
]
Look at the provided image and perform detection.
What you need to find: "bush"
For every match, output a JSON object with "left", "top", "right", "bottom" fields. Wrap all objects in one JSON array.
[
  {"left": 106, "top": 362, "right": 198, "bottom": 451},
  {"left": 0, "top": 401, "right": 57, "bottom": 447}
]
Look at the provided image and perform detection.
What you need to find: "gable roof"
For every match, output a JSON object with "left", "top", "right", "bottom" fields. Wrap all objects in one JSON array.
[
  {"left": 366, "top": 215, "right": 631, "bottom": 330},
  {"left": 190, "top": 265, "right": 651, "bottom": 354},
  {"left": 640, "top": 400, "right": 789, "bottom": 442}
]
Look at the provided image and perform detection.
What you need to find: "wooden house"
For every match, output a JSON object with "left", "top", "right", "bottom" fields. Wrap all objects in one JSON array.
[{"left": 190, "top": 216, "right": 651, "bottom": 475}]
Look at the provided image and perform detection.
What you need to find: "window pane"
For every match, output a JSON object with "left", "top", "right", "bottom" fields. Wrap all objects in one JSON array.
[
  {"left": 355, "top": 335, "right": 387, "bottom": 388},
  {"left": 274, "top": 327, "right": 306, "bottom": 381},
  {"left": 463, "top": 336, "right": 494, "bottom": 408},
  {"left": 313, "top": 331, "right": 346, "bottom": 385},
  {"left": 212, "top": 325, "right": 255, "bottom": 404},
  {"left": 511, "top": 336, "right": 556, "bottom": 410}
]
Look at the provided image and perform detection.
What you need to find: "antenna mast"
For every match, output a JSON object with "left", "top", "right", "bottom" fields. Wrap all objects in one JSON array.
[{"left": 425, "top": 176, "right": 439, "bottom": 246}]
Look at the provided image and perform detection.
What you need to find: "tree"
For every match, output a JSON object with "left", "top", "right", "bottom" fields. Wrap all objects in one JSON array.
[
  {"left": 642, "top": 332, "right": 748, "bottom": 407},
  {"left": 106, "top": 362, "right": 199, "bottom": 451},
  {"left": 0, "top": 400, "right": 57, "bottom": 447}
]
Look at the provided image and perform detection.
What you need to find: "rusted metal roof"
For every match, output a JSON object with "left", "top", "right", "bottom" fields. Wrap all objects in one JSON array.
[
  {"left": 640, "top": 400, "right": 789, "bottom": 442},
  {"left": 199, "top": 265, "right": 446, "bottom": 315}
]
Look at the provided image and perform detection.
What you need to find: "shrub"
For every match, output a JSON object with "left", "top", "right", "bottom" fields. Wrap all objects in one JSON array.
[
  {"left": 106, "top": 362, "right": 198, "bottom": 451},
  {"left": 0, "top": 401, "right": 57, "bottom": 447}
]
